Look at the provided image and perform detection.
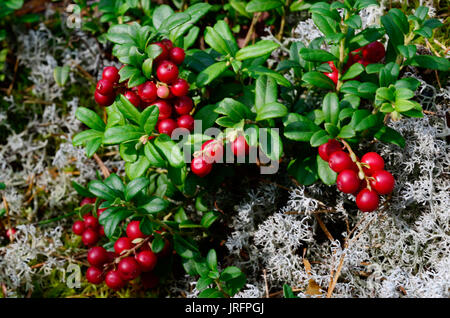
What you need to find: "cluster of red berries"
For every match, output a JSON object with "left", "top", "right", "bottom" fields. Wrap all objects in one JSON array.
[
  {"left": 319, "top": 139, "right": 395, "bottom": 212},
  {"left": 93, "top": 39, "right": 194, "bottom": 138},
  {"left": 324, "top": 41, "right": 386, "bottom": 85},
  {"left": 72, "top": 197, "right": 105, "bottom": 246},
  {"left": 72, "top": 198, "right": 170, "bottom": 290},
  {"left": 191, "top": 135, "right": 250, "bottom": 177}
]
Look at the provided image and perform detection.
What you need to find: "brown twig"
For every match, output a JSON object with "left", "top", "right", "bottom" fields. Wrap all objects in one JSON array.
[
  {"left": 6, "top": 58, "right": 19, "bottom": 96},
  {"left": 314, "top": 214, "right": 334, "bottom": 241},
  {"left": 263, "top": 269, "right": 269, "bottom": 298},
  {"left": 242, "top": 12, "right": 261, "bottom": 48},
  {"left": 93, "top": 154, "right": 110, "bottom": 178}
]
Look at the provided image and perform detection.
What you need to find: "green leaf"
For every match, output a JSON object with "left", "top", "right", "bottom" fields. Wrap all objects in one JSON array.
[
  {"left": 283, "top": 284, "right": 298, "bottom": 298},
  {"left": 338, "top": 125, "right": 356, "bottom": 138},
  {"left": 206, "top": 249, "right": 218, "bottom": 271},
  {"left": 138, "top": 197, "right": 168, "bottom": 214},
  {"left": 365, "top": 63, "right": 384, "bottom": 74},
  {"left": 395, "top": 88, "right": 414, "bottom": 100},
  {"left": 302, "top": 71, "right": 335, "bottom": 90},
  {"left": 197, "top": 277, "right": 214, "bottom": 291},
  {"left": 141, "top": 58, "right": 153, "bottom": 79},
  {"left": 288, "top": 156, "right": 318, "bottom": 186},
  {"left": 395, "top": 99, "right": 418, "bottom": 112},
  {"left": 73, "top": 129, "right": 103, "bottom": 146},
  {"left": 247, "top": 65, "right": 292, "bottom": 87},
  {"left": 322, "top": 93, "right": 340, "bottom": 125},
  {"left": 345, "top": 15, "right": 362, "bottom": 29},
  {"left": 299, "top": 48, "right": 337, "bottom": 63},
  {"left": 144, "top": 141, "right": 166, "bottom": 168},
  {"left": 255, "top": 102, "right": 288, "bottom": 121},
  {"left": 117, "top": 95, "right": 142, "bottom": 124},
  {"left": 235, "top": 40, "right": 279, "bottom": 61},
  {"left": 348, "top": 27, "right": 385, "bottom": 51},
  {"left": 284, "top": 114, "right": 320, "bottom": 141},
  {"left": 259, "top": 128, "right": 283, "bottom": 161},
  {"left": 246, "top": 0, "right": 283, "bottom": 12},
  {"left": 151, "top": 236, "right": 165, "bottom": 253},
  {"left": 407, "top": 55, "right": 450, "bottom": 71},
  {"left": 213, "top": 20, "right": 239, "bottom": 57},
  {"left": 103, "top": 125, "right": 143, "bottom": 144},
  {"left": 204, "top": 26, "right": 230, "bottom": 55},
  {"left": 397, "top": 45, "right": 417, "bottom": 59},
  {"left": 154, "top": 134, "right": 184, "bottom": 168},
  {"left": 341, "top": 63, "right": 364, "bottom": 80},
  {"left": 310, "top": 130, "right": 331, "bottom": 147},
  {"left": 140, "top": 105, "right": 159, "bottom": 134},
  {"left": 196, "top": 61, "right": 229, "bottom": 87},
  {"left": 220, "top": 266, "right": 246, "bottom": 295},
  {"left": 106, "top": 24, "right": 134, "bottom": 44},
  {"left": 103, "top": 173, "right": 125, "bottom": 196},
  {"left": 317, "top": 155, "right": 337, "bottom": 185},
  {"left": 125, "top": 154, "right": 150, "bottom": 179},
  {"left": 125, "top": 177, "right": 149, "bottom": 201},
  {"left": 198, "top": 288, "right": 224, "bottom": 298},
  {"left": 152, "top": 5, "right": 174, "bottom": 30},
  {"left": 158, "top": 12, "right": 191, "bottom": 34},
  {"left": 88, "top": 180, "right": 117, "bottom": 201},
  {"left": 53, "top": 66, "right": 70, "bottom": 87},
  {"left": 120, "top": 142, "right": 138, "bottom": 162},
  {"left": 101, "top": 208, "right": 133, "bottom": 239},
  {"left": 255, "top": 75, "right": 277, "bottom": 113},
  {"left": 75, "top": 107, "right": 106, "bottom": 131},
  {"left": 311, "top": 13, "right": 337, "bottom": 36},
  {"left": 215, "top": 98, "right": 253, "bottom": 121},
  {"left": 229, "top": 0, "right": 252, "bottom": 18},
  {"left": 201, "top": 211, "right": 220, "bottom": 228},
  {"left": 374, "top": 126, "right": 405, "bottom": 148},
  {"left": 173, "top": 234, "right": 199, "bottom": 259},
  {"left": 381, "top": 14, "right": 404, "bottom": 48},
  {"left": 354, "top": 114, "right": 379, "bottom": 131}
]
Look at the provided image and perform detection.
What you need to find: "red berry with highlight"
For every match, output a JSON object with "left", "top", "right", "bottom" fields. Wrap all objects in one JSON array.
[
  {"left": 137, "top": 81, "right": 157, "bottom": 103},
  {"left": 6, "top": 228, "right": 16, "bottom": 240},
  {"left": 231, "top": 135, "right": 249, "bottom": 158},
  {"left": 96, "top": 79, "right": 114, "bottom": 95},
  {"left": 105, "top": 270, "right": 126, "bottom": 290},
  {"left": 174, "top": 96, "right": 193, "bottom": 115},
  {"left": 150, "top": 100, "right": 172, "bottom": 120},
  {"left": 362, "top": 41, "right": 385, "bottom": 63},
  {"left": 361, "top": 152, "right": 384, "bottom": 176},
  {"left": 87, "top": 246, "right": 108, "bottom": 267},
  {"left": 328, "top": 151, "right": 353, "bottom": 173},
  {"left": 336, "top": 169, "right": 360, "bottom": 194},
  {"left": 157, "top": 118, "right": 178, "bottom": 136},
  {"left": 191, "top": 156, "right": 213, "bottom": 177},
  {"left": 80, "top": 197, "right": 95, "bottom": 206},
  {"left": 82, "top": 228, "right": 99, "bottom": 247},
  {"left": 156, "top": 60, "right": 179, "bottom": 84},
  {"left": 170, "top": 78, "right": 189, "bottom": 97},
  {"left": 201, "top": 140, "right": 224, "bottom": 164},
  {"left": 118, "top": 257, "right": 141, "bottom": 281},
  {"left": 370, "top": 170, "right": 395, "bottom": 194},
  {"left": 72, "top": 220, "right": 85, "bottom": 235},
  {"left": 161, "top": 39, "right": 173, "bottom": 51},
  {"left": 177, "top": 114, "right": 195, "bottom": 132},
  {"left": 318, "top": 139, "right": 342, "bottom": 162},
  {"left": 169, "top": 47, "right": 185, "bottom": 65},
  {"left": 83, "top": 214, "right": 99, "bottom": 229},
  {"left": 114, "top": 237, "right": 133, "bottom": 255},
  {"left": 86, "top": 267, "right": 104, "bottom": 285},
  {"left": 102, "top": 66, "right": 120, "bottom": 83},
  {"left": 154, "top": 42, "right": 169, "bottom": 62},
  {"left": 126, "top": 221, "right": 145, "bottom": 240},
  {"left": 94, "top": 90, "right": 115, "bottom": 107},
  {"left": 124, "top": 90, "right": 141, "bottom": 108},
  {"left": 135, "top": 250, "right": 158, "bottom": 272},
  {"left": 356, "top": 189, "right": 380, "bottom": 212}
]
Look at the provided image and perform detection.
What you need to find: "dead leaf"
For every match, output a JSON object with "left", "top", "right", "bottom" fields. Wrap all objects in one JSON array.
[{"left": 305, "top": 279, "right": 322, "bottom": 296}]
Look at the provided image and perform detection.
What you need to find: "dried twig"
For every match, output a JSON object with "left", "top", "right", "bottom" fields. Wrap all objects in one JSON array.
[
  {"left": 93, "top": 154, "right": 110, "bottom": 178},
  {"left": 242, "top": 12, "right": 261, "bottom": 48},
  {"left": 263, "top": 269, "right": 269, "bottom": 298}
]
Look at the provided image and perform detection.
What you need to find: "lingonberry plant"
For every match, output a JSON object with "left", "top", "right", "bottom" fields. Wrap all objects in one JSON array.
[{"left": 68, "top": 0, "right": 449, "bottom": 298}]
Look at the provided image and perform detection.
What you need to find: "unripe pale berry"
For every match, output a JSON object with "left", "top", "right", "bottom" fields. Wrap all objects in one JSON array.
[
  {"left": 72, "top": 220, "right": 85, "bottom": 235},
  {"left": 118, "top": 257, "right": 141, "bottom": 281},
  {"left": 201, "top": 140, "right": 224, "bottom": 164},
  {"left": 328, "top": 151, "right": 353, "bottom": 173},
  {"left": 336, "top": 169, "right": 360, "bottom": 194},
  {"left": 87, "top": 246, "right": 108, "bottom": 267},
  {"left": 356, "top": 189, "right": 379, "bottom": 212},
  {"left": 105, "top": 270, "right": 126, "bottom": 290},
  {"left": 114, "top": 237, "right": 133, "bottom": 255},
  {"left": 82, "top": 228, "right": 99, "bottom": 247},
  {"left": 370, "top": 170, "right": 395, "bottom": 194},
  {"left": 157, "top": 85, "right": 170, "bottom": 99},
  {"left": 191, "top": 156, "right": 213, "bottom": 177},
  {"left": 94, "top": 90, "right": 115, "bottom": 107},
  {"left": 135, "top": 250, "right": 158, "bottom": 272},
  {"left": 170, "top": 78, "right": 189, "bottom": 97},
  {"left": 157, "top": 118, "right": 178, "bottom": 136},
  {"left": 173, "top": 96, "right": 193, "bottom": 115},
  {"left": 102, "top": 66, "right": 120, "bottom": 83},
  {"left": 86, "top": 267, "right": 104, "bottom": 285},
  {"left": 177, "top": 114, "right": 195, "bottom": 132},
  {"left": 169, "top": 47, "right": 185, "bottom": 65},
  {"left": 126, "top": 221, "right": 145, "bottom": 240},
  {"left": 361, "top": 152, "right": 384, "bottom": 176},
  {"left": 156, "top": 60, "right": 179, "bottom": 84},
  {"left": 318, "top": 139, "right": 342, "bottom": 162}
]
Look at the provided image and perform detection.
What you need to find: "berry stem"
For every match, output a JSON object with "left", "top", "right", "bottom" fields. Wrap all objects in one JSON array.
[{"left": 338, "top": 139, "right": 372, "bottom": 191}]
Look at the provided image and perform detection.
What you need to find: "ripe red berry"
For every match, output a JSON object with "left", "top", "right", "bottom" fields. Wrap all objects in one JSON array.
[
  {"left": 318, "top": 139, "right": 342, "bottom": 162},
  {"left": 118, "top": 257, "right": 141, "bottom": 281},
  {"left": 231, "top": 135, "right": 250, "bottom": 158},
  {"left": 355, "top": 59, "right": 370, "bottom": 67},
  {"left": 370, "top": 170, "right": 395, "bottom": 194},
  {"left": 95, "top": 90, "right": 115, "bottom": 107},
  {"left": 124, "top": 90, "right": 141, "bottom": 108},
  {"left": 169, "top": 47, "right": 185, "bottom": 65},
  {"left": 99, "top": 226, "right": 105, "bottom": 237},
  {"left": 86, "top": 267, "right": 104, "bottom": 285},
  {"left": 135, "top": 250, "right": 158, "bottom": 272},
  {"left": 97, "top": 208, "right": 106, "bottom": 216},
  {"left": 83, "top": 214, "right": 99, "bottom": 229},
  {"left": 102, "top": 66, "right": 120, "bottom": 83},
  {"left": 137, "top": 81, "right": 157, "bottom": 103},
  {"left": 87, "top": 246, "right": 108, "bottom": 267},
  {"left": 328, "top": 151, "right": 353, "bottom": 173},
  {"left": 191, "top": 156, "right": 213, "bottom": 177},
  {"left": 141, "top": 272, "right": 159, "bottom": 289},
  {"left": 356, "top": 189, "right": 380, "bottom": 212},
  {"left": 154, "top": 42, "right": 170, "bottom": 63},
  {"left": 105, "top": 270, "right": 126, "bottom": 290},
  {"left": 157, "top": 118, "right": 178, "bottom": 136},
  {"left": 149, "top": 100, "right": 172, "bottom": 120},
  {"left": 156, "top": 60, "right": 179, "bottom": 84},
  {"left": 336, "top": 169, "right": 360, "bottom": 194},
  {"left": 173, "top": 96, "right": 193, "bottom": 115},
  {"left": 157, "top": 85, "right": 170, "bottom": 99},
  {"left": 201, "top": 140, "right": 224, "bottom": 164},
  {"left": 177, "top": 114, "right": 195, "bottom": 131},
  {"left": 362, "top": 41, "right": 385, "bottom": 63},
  {"left": 6, "top": 228, "right": 16, "bottom": 241},
  {"left": 324, "top": 61, "right": 338, "bottom": 85},
  {"left": 170, "top": 78, "right": 189, "bottom": 97},
  {"left": 82, "top": 228, "right": 99, "bottom": 247},
  {"left": 114, "top": 237, "right": 133, "bottom": 255},
  {"left": 360, "top": 152, "right": 384, "bottom": 176},
  {"left": 126, "top": 221, "right": 145, "bottom": 240},
  {"left": 72, "top": 220, "right": 85, "bottom": 235},
  {"left": 96, "top": 79, "right": 114, "bottom": 96},
  {"left": 80, "top": 197, "right": 96, "bottom": 206},
  {"left": 161, "top": 39, "right": 173, "bottom": 51}
]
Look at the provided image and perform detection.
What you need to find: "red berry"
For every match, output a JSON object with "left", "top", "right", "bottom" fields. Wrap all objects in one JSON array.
[
  {"left": 80, "top": 197, "right": 96, "bottom": 206},
  {"left": 355, "top": 59, "right": 370, "bottom": 67},
  {"left": 328, "top": 151, "right": 353, "bottom": 173},
  {"left": 370, "top": 170, "right": 395, "bottom": 194},
  {"left": 96, "top": 79, "right": 115, "bottom": 95},
  {"left": 318, "top": 139, "right": 342, "bottom": 162},
  {"left": 97, "top": 208, "right": 106, "bottom": 216},
  {"left": 149, "top": 99, "right": 172, "bottom": 120},
  {"left": 336, "top": 169, "right": 360, "bottom": 194},
  {"left": 157, "top": 85, "right": 170, "bottom": 99},
  {"left": 87, "top": 246, "right": 108, "bottom": 267},
  {"left": 6, "top": 228, "right": 16, "bottom": 240},
  {"left": 99, "top": 226, "right": 105, "bottom": 237},
  {"left": 137, "top": 81, "right": 157, "bottom": 103},
  {"left": 126, "top": 221, "right": 145, "bottom": 240},
  {"left": 105, "top": 270, "right": 126, "bottom": 290},
  {"left": 161, "top": 39, "right": 173, "bottom": 51},
  {"left": 356, "top": 189, "right": 379, "bottom": 212},
  {"left": 169, "top": 47, "right": 185, "bottom": 65},
  {"left": 72, "top": 220, "right": 85, "bottom": 235},
  {"left": 95, "top": 90, "right": 115, "bottom": 107},
  {"left": 141, "top": 272, "right": 159, "bottom": 289},
  {"left": 362, "top": 41, "right": 385, "bottom": 63},
  {"left": 170, "top": 78, "right": 189, "bottom": 97},
  {"left": 86, "top": 267, "right": 104, "bottom": 285},
  {"left": 157, "top": 118, "right": 178, "bottom": 136},
  {"left": 231, "top": 135, "right": 249, "bottom": 158},
  {"left": 173, "top": 96, "right": 193, "bottom": 115},
  {"left": 323, "top": 61, "right": 338, "bottom": 85},
  {"left": 154, "top": 42, "right": 170, "bottom": 63},
  {"left": 82, "top": 228, "right": 99, "bottom": 247},
  {"left": 118, "top": 257, "right": 141, "bottom": 281},
  {"left": 135, "top": 250, "right": 158, "bottom": 272},
  {"left": 124, "top": 90, "right": 141, "bottom": 108},
  {"left": 360, "top": 152, "right": 384, "bottom": 176},
  {"left": 191, "top": 156, "right": 213, "bottom": 177},
  {"left": 156, "top": 60, "right": 179, "bottom": 84},
  {"left": 201, "top": 140, "right": 224, "bottom": 164},
  {"left": 102, "top": 66, "right": 120, "bottom": 83},
  {"left": 114, "top": 237, "right": 133, "bottom": 255},
  {"left": 177, "top": 114, "right": 195, "bottom": 131},
  {"left": 83, "top": 214, "right": 99, "bottom": 229}
]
